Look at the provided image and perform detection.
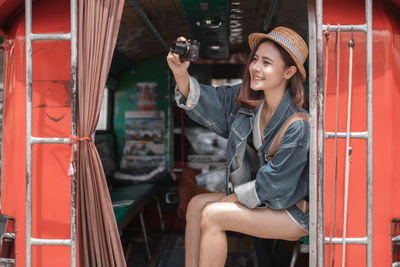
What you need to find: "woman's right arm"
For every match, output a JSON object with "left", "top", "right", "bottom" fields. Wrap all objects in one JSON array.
[
  {"left": 166, "top": 37, "right": 191, "bottom": 98},
  {"left": 167, "top": 37, "right": 240, "bottom": 138}
]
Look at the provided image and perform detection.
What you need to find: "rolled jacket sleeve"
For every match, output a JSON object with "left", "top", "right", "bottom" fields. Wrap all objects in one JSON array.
[
  {"left": 174, "top": 76, "right": 241, "bottom": 138},
  {"left": 235, "top": 120, "right": 310, "bottom": 209},
  {"left": 174, "top": 76, "right": 201, "bottom": 110},
  {"left": 234, "top": 180, "right": 262, "bottom": 209}
]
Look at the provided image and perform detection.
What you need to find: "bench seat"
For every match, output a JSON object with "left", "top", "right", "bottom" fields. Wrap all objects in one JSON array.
[
  {"left": 110, "top": 183, "right": 164, "bottom": 260},
  {"left": 111, "top": 183, "right": 158, "bottom": 231}
]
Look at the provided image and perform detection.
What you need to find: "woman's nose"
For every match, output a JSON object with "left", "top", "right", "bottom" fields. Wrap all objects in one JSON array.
[{"left": 251, "top": 60, "right": 261, "bottom": 72}]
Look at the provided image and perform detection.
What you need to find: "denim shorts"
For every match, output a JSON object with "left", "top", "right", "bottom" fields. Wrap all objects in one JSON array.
[{"left": 285, "top": 204, "right": 309, "bottom": 232}]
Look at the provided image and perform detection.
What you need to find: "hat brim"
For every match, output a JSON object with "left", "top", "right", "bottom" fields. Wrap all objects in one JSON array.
[{"left": 248, "top": 33, "right": 307, "bottom": 82}]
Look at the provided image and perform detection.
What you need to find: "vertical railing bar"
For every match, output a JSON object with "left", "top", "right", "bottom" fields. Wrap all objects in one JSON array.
[
  {"left": 25, "top": 0, "right": 33, "bottom": 266},
  {"left": 341, "top": 34, "right": 355, "bottom": 267},
  {"left": 70, "top": 0, "right": 78, "bottom": 266},
  {"left": 316, "top": 0, "right": 325, "bottom": 266},
  {"left": 306, "top": 0, "right": 318, "bottom": 265},
  {"left": 365, "top": 0, "right": 373, "bottom": 266}
]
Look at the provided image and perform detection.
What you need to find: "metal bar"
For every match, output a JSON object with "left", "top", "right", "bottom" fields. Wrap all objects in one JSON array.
[
  {"left": 31, "top": 238, "right": 71, "bottom": 246},
  {"left": 393, "top": 236, "right": 400, "bottom": 242},
  {"left": 126, "top": 0, "right": 169, "bottom": 52},
  {"left": 31, "top": 33, "right": 71, "bottom": 41},
  {"left": 139, "top": 211, "right": 152, "bottom": 260},
  {"left": 316, "top": 0, "right": 325, "bottom": 266},
  {"left": 289, "top": 242, "right": 300, "bottom": 267},
  {"left": 0, "top": 258, "right": 15, "bottom": 264},
  {"left": 341, "top": 33, "right": 355, "bottom": 267},
  {"left": 322, "top": 24, "right": 367, "bottom": 32},
  {"left": 365, "top": 0, "right": 373, "bottom": 266},
  {"left": 325, "top": 131, "right": 368, "bottom": 139},
  {"left": 31, "top": 137, "right": 71, "bottom": 144},
  {"left": 25, "top": 0, "right": 33, "bottom": 266},
  {"left": 155, "top": 197, "right": 166, "bottom": 232},
  {"left": 70, "top": 0, "right": 78, "bottom": 266},
  {"left": 263, "top": 0, "right": 278, "bottom": 32},
  {"left": 324, "top": 237, "right": 367, "bottom": 245},
  {"left": 306, "top": 0, "right": 317, "bottom": 265},
  {"left": 1, "top": 233, "right": 15, "bottom": 240},
  {"left": 24, "top": 1, "right": 77, "bottom": 266}
]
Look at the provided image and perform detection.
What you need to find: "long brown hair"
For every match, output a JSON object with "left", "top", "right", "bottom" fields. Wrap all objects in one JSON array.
[{"left": 236, "top": 39, "right": 307, "bottom": 110}]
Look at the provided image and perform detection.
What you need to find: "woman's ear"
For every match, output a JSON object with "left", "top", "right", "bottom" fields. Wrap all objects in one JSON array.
[{"left": 284, "top": 66, "right": 297, "bottom": 80}]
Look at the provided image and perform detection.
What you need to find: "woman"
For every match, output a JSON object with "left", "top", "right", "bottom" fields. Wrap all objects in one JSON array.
[{"left": 167, "top": 26, "right": 310, "bottom": 267}]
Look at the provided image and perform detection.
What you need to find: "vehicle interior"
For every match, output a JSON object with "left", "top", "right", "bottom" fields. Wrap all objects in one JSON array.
[{"left": 94, "top": 0, "right": 312, "bottom": 266}]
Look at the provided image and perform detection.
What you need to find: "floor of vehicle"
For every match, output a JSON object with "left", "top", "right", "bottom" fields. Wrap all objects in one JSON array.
[
  {"left": 126, "top": 231, "right": 257, "bottom": 267},
  {"left": 0, "top": 215, "right": 307, "bottom": 266}
]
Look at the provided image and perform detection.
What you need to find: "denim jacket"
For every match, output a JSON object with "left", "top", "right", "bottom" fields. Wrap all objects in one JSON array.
[{"left": 175, "top": 77, "right": 309, "bottom": 210}]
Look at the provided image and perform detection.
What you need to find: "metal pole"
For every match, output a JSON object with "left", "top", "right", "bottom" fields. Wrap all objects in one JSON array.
[
  {"left": 316, "top": 0, "right": 325, "bottom": 265},
  {"left": 322, "top": 24, "right": 367, "bottom": 32},
  {"left": 365, "top": 0, "right": 373, "bottom": 266},
  {"left": 25, "top": 0, "right": 33, "bottom": 266},
  {"left": 341, "top": 35, "right": 355, "bottom": 267},
  {"left": 70, "top": 0, "right": 78, "bottom": 266},
  {"left": 126, "top": 0, "right": 169, "bottom": 52},
  {"left": 263, "top": 0, "right": 278, "bottom": 32},
  {"left": 306, "top": 0, "right": 317, "bottom": 265}
]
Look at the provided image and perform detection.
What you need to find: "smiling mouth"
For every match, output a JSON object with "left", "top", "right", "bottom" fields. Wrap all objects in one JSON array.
[{"left": 252, "top": 76, "right": 264, "bottom": 81}]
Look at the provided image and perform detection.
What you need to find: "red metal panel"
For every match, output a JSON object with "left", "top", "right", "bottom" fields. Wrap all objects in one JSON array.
[
  {"left": 322, "top": 0, "right": 400, "bottom": 266},
  {"left": 1, "top": 0, "right": 75, "bottom": 266}
]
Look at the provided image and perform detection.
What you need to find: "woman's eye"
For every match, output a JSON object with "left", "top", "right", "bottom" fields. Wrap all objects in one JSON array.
[{"left": 263, "top": 61, "right": 270, "bottom": 65}]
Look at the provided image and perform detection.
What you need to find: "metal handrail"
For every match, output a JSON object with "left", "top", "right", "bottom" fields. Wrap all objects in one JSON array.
[
  {"left": 316, "top": 0, "right": 325, "bottom": 265},
  {"left": 341, "top": 33, "right": 355, "bottom": 267},
  {"left": 316, "top": 0, "right": 373, "bottom": 266},
  {"left": 306, "top": 0, "right": 318, "bottom": 266},
  {"left": 24, "top": 0, "right": 77, "bottom": 266}
]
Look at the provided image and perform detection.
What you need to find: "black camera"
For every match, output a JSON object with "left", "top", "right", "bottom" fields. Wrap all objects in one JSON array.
[{"left": 170, "top": 40, "right": 200, "bottom": 62}]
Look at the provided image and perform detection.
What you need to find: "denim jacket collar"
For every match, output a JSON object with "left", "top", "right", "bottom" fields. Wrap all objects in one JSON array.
[{"left": 238, "top": 89, "right": 292, "bottom": 139}]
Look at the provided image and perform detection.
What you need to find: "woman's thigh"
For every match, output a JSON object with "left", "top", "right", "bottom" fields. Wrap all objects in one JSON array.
[{"left": 201, "top": 201, "right": 308, "bottom": 241}]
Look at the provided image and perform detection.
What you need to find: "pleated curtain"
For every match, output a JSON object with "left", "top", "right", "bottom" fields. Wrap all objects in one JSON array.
[{"left": 77, "top": 0, "right": 125, "bottom": 266}]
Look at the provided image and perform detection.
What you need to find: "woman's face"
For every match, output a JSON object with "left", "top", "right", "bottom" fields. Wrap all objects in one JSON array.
[{"left": 249, "top": 41, "right": 290, "bottom": 92}]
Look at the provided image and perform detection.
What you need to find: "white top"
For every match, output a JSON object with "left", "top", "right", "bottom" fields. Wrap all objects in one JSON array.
[{"left": 253, "top": 101, "right": 265, "bottom": 150}]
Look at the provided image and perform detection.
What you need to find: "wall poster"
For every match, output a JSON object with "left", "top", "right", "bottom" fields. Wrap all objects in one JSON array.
[{"left": 121, "top": 110, "right": 165, "bottom": 168}]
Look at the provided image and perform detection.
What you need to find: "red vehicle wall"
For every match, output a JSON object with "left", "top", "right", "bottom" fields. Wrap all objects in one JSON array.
[
  {"left": 321, "top": 0, "right": 400, "bottom": 266},
  {"left": 1, "top": 0, "right": 75, "bottom": 266}
]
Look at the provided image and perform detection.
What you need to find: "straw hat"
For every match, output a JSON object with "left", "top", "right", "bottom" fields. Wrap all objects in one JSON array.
[{"left": 248, "top": 26, "right": 308, "bottom": 82}]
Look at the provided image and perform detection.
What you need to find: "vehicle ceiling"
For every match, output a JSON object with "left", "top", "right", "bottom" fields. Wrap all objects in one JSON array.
[
  {"left": 0, "top": 0, "right": 309, "bottom": 73},
  {"left": 116, "top": 0, "right": 309, "bottom": 65}
]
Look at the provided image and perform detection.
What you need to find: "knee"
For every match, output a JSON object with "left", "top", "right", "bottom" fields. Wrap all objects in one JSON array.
[
  {"left": 200, "top": 204, "right": 221, "bottom": 232},
  {"left": 186, "top": 194, "right": 207, "bottom": 221}
]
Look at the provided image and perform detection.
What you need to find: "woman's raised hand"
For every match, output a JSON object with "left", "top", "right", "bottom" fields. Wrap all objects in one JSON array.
[{"left": 167, "top": 36, "right": 191, "bottom": 76}]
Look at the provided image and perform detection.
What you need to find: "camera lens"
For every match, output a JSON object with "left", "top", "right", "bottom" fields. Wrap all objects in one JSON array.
[
  {"left": 170, "top": 40, "right": 200, "bottom": 62},
  {"left": 170, "top": 41, "right": 189, "bottom": 57}
]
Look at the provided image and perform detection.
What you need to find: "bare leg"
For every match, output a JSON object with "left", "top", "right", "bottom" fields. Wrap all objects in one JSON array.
[
  {"left": 185, "top": 192, "right": 225, "bottom": 267},
  {"left": 199, "top": 201, "right": 308, "bottom": 267}
]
